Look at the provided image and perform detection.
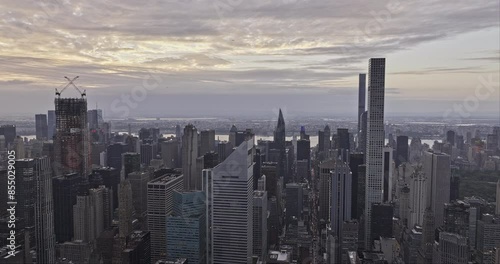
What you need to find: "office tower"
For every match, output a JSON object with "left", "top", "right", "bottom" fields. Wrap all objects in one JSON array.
[
  {"left": 217, "top": 141, "right": 233, "bottom": 163},
  {"left": 349, "top": 153, "right": 364, "bottom": 219},
  {"left": 324, "top": 125, "right": 331, "bottom": 151},
  {"left": 200, "top": 129, "right": 216, "bottom": 155},
  {"left": 409, "top": 165, "right": 426, "bottom": 228},
  {"left": 35, "top": 114, "right": 48, "bottom": 140},
  {"left": 286, "top": 183, "right": 303, "bottom": 224},
  {"left": 73, "top": 186, "right": 105, "bottom": 243},
  {"left": 444, "top": 200, "right": 470, "bottom": 237},
  {"left": 446, "top": 130, "right": 456, "bottom": 146},
  {"left": 175, "top": 125, "right": 182, "bottom": 139},
  {"left": 356, "top": 164, "right": 367, "bottom": 226},
  {"left": 140, "top": 142, "right": 155, "bottom": 166},
  {"left": 370, "top": 203, "right": 393, "bottom": 243},
  {"left": 32, "top": 157, "right": 56, "bottom": 263},
  {"left": 13, "top": 136, "right": 25, "bottom": 159},
  {"left": 439, "top": 232, "right": 469, "bottom": 264},
  {"left": 318, "top": 130, "right": 325, "bottom": 152},
  {"left": 253, "top": 190, "right": 268, "bottom": 260},
  {"left": 297, "top": 139, "right": 310, "bottom": 170},
  {"left": 477, "top": 215, "right": 500, "bottom": 264},
  {"left": 274, "top": 109, "right": 286, "bottom": 179},
  {"left": 118, "top": 177, "right": 133, "bottom": 243},
  {"left": 365, "top": 58, "right": 386, "bottom": 248},
  {"left": 383, "top": 146, "right": 394, "bottom": 202},
  {"left": 419, "top": 208, "right": 435, "bottom": 264},
  {"left": 497, "top": 180, "right": 500, "bottom": 215},
  {"left": 87, "top": 109, "right": 102, "bottom": 130},
  {"left": 396, "top": 136, "right": 409, "bottom": 167},
  {"left": 162, "top": 139, "right": 180, "bottom": 168},
  {"left": 91, "top": 167, "right": 120, "bottom": 210},
  {"left": 166, "top": 190, "right": 206, "bottom": 263},
  {"left": 0, "top": 125, "right": 16, "bottom": 148},
  {"left": 318, "top": 159, "right": 335, "bottom": 222},
  {"left": 423, "top": 151, "right": 451, "bottom": 229},
  {"left": 16, "top": 159, "right": 37, "bottom": 249},
  {"left": 337, "top": 128, "right": 350, "bottom": 150},
  {"left": 358, "top": 73, "right": 366, "bottom": 135},
  {"left": 300, "top": 125, "right": 309, "bottom": 140},
  {"left": 53, "top": 173, "right": 84, "bottom": 243},
  {"left": 121, "top": 231, "right": 151, "bottom": 264},
  {"left": 182, "top": 124, "right": 199, "bottom": 191},
  {"left": 54, "top": 97, "right": 90, "bottom": 178},
  {"left": 107, "top": 143, "right": 127, "bottom": 170},
  {"left": 331, "top": 161, "right": 353, "bottom": 238},
  {"left": 262, "top": 162, "right": 279, "bottom": 197},
  {"left": 48, "top": 110, "right": 56, "bottom": 140},
  {"left": 122, "top": 152, "right": 141, "bottom": 178},
  {"left": 205, "top": 138, "right": 254, "bottom": 264},
  {"left": 129, "top": 171, "right": 150, "bottom": 220},
  {"left": 147, "top": 173, "right": 184, "bottom": 262},
  {"left": 341, "top": 220, "right": 359, "bottom": 264}
]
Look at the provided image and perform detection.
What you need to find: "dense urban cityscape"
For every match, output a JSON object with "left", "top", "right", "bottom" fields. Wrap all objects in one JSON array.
[
  {"left": 1, "top": 0, "right": 499, "bottom": 263},
  {"left": 0, "top": 57, "right": 499, "bottom": 264}
]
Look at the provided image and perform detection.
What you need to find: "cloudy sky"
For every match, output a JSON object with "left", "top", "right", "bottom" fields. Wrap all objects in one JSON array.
[{"left": 0, "top": 0, "right": 498, "bottom": 118}]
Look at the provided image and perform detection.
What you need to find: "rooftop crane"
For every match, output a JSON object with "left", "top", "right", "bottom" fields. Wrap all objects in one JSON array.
[{"left": 55, "top": 76, "right": 86, "bottom": 98}]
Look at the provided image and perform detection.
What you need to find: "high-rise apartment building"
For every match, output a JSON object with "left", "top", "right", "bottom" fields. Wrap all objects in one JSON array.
[
  {"left": 318, "top": 159, "right": 336, "bottom": 223},
  {"left": 364, "top": 58, "right": 386, "bottom": 248},
  {"left": 253, "top": 190, "right": 268, "bottom": 260}
]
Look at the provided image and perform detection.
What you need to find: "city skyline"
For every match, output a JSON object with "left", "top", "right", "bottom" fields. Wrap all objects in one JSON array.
[{"left": 0, "top": 0, "right": 499, "bottom": 117}]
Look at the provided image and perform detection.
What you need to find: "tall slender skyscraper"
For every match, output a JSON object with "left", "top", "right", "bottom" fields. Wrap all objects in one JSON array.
[
  {"left": 205, "top": 138, "right": 254, "bottom": 264},
  {"left": 182, "top": 124, "right": 199, "bottom": 190},
  {"left": 396, "top": 135, "right": 409, "bottom": 167},
  {"left": 54, "top": 96, "right": 90, "bottom": 178},
  {"left": 364, "top": 58, "right": 386, "bottom": 248},
  {"left": 358, "top": 73, "right": 366, "bottom": 134},
  {"left": 274, "top": 109, "right": 286, "bottom": 179}
]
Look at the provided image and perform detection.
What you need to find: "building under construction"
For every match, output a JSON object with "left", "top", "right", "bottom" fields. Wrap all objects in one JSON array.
[{"left": 53, "top": 77, "right": 91, "bottom": 178}]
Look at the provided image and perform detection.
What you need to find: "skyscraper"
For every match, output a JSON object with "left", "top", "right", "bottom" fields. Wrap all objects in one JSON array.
[
  {"left": 205, "top": 138, "right": 254, "bottom": 264},
  {"left": 383, "top": 146, "right": 394, "bottom": 202},
  {"left": 162, "top": 139, "right": 180, "bottom": 168},
  {"left": 200, "top": 129, "right": 216, "bottom": 155},
  {"left": 0, "top": 125, "right": 16, "bottom": 148},
  {"left": 358, "top": 111, "right": 368, "bottom": 155},
  {"left": 423, "top": 151, "right": 451, "bottom": 229},
  {"left": 286, "top": 183, "right": 303, "bottom": 224},
  {"left": 330, "top": 161, "right": 352, "bottom": 240},
  {"left": 364, "top": 58, "right": 386, "bottom": 248},
  {"left": 166, "top": 190, "right": 206, "bottom": 263},
  {"left": 35, "top": 114, "right": 48, "bottom": 140},
  {"left": 33, "top": 156, "right": 56, "bottom": 264},
  {"left": 54, "top": 97, "right": 90, "bottom": 178},
  {"left": 253, "top": 190, "right": 268, "bottom": 260},
  {"left": 396, "top": 135, "right": 409, "bottom": 167},
  {"left": 319, "top": 159, "right": 336, "bottom": 223},
  {"left": 182, "top": 124, "right": 199, "bottom": 190},
  {"left": 274, "top": 109, "right": 286, "bottom": 179},
  {"left": 53, "top": 173, "right": 84, "bottom": 243},
  {"left": 439, "top": 232, "right": 468, "bottom": 264},
  {"left": 358, "top": 73, "right": 366, "bottom": 135},
  {"left": 147, "top": 173, "right": 184, "bottom": 262},
  {"left": 409, "top": 165, "right": 427, "bottom": 228}
]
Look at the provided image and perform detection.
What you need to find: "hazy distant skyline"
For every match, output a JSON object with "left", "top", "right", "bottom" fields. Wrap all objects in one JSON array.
[{"left": 0, "top": 0, "right": 498, "bottom": 118}]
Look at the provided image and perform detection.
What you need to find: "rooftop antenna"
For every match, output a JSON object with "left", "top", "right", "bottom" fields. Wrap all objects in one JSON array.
[{"left": 55, "top": 76, "right": 86, "bottom": 98}]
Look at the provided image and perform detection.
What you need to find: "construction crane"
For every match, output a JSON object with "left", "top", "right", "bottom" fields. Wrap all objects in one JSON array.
[{"left": 55, "top": 76, "right": 86, "bottom": 98}]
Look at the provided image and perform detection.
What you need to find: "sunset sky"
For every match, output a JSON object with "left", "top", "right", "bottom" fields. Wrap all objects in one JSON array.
[{"left": 0, "top": 0, "right": 498, "bottom": 118}]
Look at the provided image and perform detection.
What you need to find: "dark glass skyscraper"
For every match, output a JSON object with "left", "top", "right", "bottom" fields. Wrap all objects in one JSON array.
[
  {"left": 35, "top": 114, "right": 48, "bottom": 140},
  {"left": 396, "top": 135, "right": 409, "bottom": 167}
]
